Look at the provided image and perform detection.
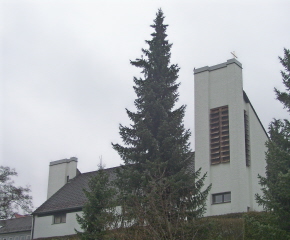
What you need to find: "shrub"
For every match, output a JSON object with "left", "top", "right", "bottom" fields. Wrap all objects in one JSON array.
[{"left": 244, "top": 212, "right": 290, "bottom": 240}]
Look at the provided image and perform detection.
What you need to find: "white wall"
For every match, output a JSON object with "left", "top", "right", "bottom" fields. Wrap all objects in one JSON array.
[
  {"left": 245, "top": 101, "right": 268, "bottom": 211},
  {"left": 194, "top": 67, "right": 211, "bottom": 214},
  {"left": 33, "top": 211, "right": 82, "bottom": 238}
]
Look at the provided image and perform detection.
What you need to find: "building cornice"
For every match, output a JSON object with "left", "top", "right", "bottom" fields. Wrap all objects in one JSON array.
[{"left": 194, "top": 58, "right": 242, "bottom": 74}]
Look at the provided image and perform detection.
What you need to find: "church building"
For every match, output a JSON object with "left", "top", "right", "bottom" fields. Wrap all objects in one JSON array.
[{"left": 31, "top": 58, "right": 268, "bottom": 238}]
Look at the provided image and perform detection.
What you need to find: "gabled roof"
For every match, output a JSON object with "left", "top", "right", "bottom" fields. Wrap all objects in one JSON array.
[
  {"left": 0, "top": 216, "right": 32, "bottom": 233},
  {"left": 243, "top": 91, "right": 268, "bottom": 138},
  {"left": 33, "top": 167, "right": 118, "bottom": 215},
  {"left": 34, "top": 153, "right": 195, "bottom": 215}
]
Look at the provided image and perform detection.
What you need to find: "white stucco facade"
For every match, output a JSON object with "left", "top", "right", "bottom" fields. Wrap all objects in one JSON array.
[
  {"left": 33, "top": 211, "right": 82, "bottom": 238},
  {"left": 194, "top": 59, "right": 267, "bottom": 216}
]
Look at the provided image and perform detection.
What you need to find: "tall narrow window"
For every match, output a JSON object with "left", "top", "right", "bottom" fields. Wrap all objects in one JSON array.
[
  {"left": 210, "top": 106, "right": 230, "bottom": 164},
  {"left": 244, "top": 110, "right": 250, "bottom": 166}
]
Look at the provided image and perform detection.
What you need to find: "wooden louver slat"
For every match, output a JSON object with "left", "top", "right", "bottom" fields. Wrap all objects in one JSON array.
[
  {"left": 210, "top": 106, "right": 230, "bottom": 164},
  {"left": 244, "top": 110, "right": 250, "bottom": 166}
]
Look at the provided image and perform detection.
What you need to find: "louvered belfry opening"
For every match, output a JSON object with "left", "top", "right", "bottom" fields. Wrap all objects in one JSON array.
[
  {"left": 244, "top": 110, "right": 250, "bottom": 166},
  {"left": 210, "top": 105, "right": 230, "bottom": 164}
]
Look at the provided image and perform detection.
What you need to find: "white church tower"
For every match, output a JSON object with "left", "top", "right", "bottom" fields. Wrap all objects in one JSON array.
[{"left": 194, "top": 58, "right": 268, "bottom": 216}]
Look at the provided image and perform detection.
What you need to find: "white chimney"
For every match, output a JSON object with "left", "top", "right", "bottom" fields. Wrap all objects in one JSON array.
[{"left": 47, "top": 157, "right": 78, "bottom": 199}]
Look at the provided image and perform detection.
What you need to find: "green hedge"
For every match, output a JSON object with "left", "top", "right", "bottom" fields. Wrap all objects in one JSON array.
[
  {"left": 110, "top": 216, "right": 244, "bottom": 240},
  {"left": 192, "top": 216, "right": 243, "bottom": 240},
  {"left": 35, "top": 212, "right": 290, "bottom": 240},
  {"left": 244, "top": 212, "right": 290, "bottom": 240}
]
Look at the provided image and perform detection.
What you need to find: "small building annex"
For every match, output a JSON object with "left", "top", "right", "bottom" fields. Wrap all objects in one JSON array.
[{"left": 0, "top": 215, "right": 32, "bottom": 240}]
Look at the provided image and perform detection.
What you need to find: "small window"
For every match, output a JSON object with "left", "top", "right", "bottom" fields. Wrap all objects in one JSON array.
[
  {"left": 53, "top": 213, "right": 66, "bottom": 224},
  {"left": 26, "top": 236, "right": 31, "bottom": 240},
  {"left": 20, "top": 237, "right": 24, "bottom": 240},
  {"left": 15, "top": 237, "right": 19, "bottom": 240},
  {"left": 212, "top": 192, "right": 231, "bottom": 204}
]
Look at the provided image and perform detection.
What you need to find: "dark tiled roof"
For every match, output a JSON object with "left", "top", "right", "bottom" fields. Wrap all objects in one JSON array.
[
  {"left": 34, "top": 153, "right": 195, "bottom": 215},
  {"left": 0, "top": 216, "right": 32, "bottom": 233},
  {"left": 33, "top": 167, "right": 118, "bottom": 215}
]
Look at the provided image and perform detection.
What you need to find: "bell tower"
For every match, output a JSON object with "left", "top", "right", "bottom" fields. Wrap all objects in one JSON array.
[{"left": 194, "top": 59, "right": 267, "bottom": 216}]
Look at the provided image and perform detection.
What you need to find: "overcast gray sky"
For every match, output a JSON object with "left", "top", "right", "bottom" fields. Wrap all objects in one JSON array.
[{"left": 1, "top": 0, "right": 290, "bottom": 211}]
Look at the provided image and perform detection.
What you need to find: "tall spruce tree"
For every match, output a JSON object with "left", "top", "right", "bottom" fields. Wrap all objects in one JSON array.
[
  {"left": 113, "top": 9, "right": 210, "bottom": 239},
  {"left": 256, "top": 48, "right": 290, "bottom": 231}
]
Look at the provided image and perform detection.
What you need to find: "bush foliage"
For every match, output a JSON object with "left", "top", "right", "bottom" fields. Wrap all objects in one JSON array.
[
  {"left": 244, "top": 212, "right": 290, "bottom": 240},
  {"left": 37, "top": 212, "right": 290, "bottom": 240}
]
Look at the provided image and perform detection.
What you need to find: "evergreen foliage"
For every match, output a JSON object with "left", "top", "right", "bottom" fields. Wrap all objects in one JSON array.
[
  {"left": 275, "top": 48, "right": 290, "bottom": 111},
  {"left": 244, "top": 212, "right": 290, "bottom": 240},
  {"left": 112, "top": 9, "right": 210, "bottom": 239},
  {"left": 76, "top": 165, "right": 118, "bottom": 240},
  {"left": 256, "top": 48, "right": 290, "bottom": 232}
]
